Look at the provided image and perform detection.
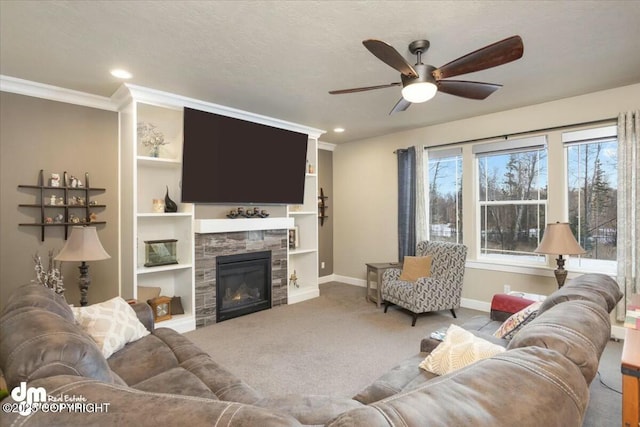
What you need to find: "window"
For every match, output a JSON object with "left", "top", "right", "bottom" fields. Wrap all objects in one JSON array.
[
  {"left": 475, "top": 137, "right": 548, "bottom": 262},
  {"left": 427, "top": 148, "right": 462, "bottom": 243},
  {"left": 564, "top": 126, "right": 617, "bottom": 271}
]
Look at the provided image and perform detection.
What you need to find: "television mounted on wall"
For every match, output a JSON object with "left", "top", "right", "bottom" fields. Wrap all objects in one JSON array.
[{"left": 181, "top": 107, "right": 308, "bottom": 205}]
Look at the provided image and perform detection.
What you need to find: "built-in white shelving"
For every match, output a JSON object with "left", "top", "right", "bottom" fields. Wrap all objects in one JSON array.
[
  {"left": 287, "top": 137, "right": 320, "bottom": 303},
  {"left": 115, "top": 83, "right": 324, "bottom": 330}
]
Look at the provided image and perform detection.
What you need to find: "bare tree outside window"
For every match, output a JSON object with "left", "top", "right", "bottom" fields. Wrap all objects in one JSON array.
[
  {"left": 566, "top": 138, "right": 617, "bottom": 269},
  {"left": 478, "top": 148, "right": 547, "bottom": 262},
  {"left": 428, "top": 155, "right": 462, "bottom": 243}
]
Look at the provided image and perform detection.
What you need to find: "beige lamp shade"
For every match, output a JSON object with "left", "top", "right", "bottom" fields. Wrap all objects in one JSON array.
[
  {"left": 535, "top": 222, "right": 586, "bottom": 256},
  {"left": 55, "top": 226, "right": 111, "bottom": 262}
]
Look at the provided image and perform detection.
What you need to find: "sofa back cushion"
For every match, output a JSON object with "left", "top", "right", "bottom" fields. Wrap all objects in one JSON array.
[
  {"left": 0, "top": 284, "right": 114, "bottom": 390},
  {"left": 507, "top": 299, "right": 610, "bottom": 384},
  {"left": 538, "top": 273, "right": 622, "bottom": 315},
  {"left": 1, "top": 283, "right": 75, "bottom": 322}
]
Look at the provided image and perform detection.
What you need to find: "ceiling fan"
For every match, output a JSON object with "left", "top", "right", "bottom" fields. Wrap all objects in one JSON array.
[{"left": 329, "top": 35, "right": 524, "bottom": 114}]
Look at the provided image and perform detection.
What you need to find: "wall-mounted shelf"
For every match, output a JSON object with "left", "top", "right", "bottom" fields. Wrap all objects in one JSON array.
[
  {"left": 318, "top": 187, "right": 328, "bottom": 226},
  {"left": 18, "top": 169, "right": 107, "bottom": 241}
]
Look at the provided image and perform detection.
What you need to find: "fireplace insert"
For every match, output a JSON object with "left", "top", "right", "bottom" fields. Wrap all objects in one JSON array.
[{"left": 216, "top": 250, "right": 272, "bottom": 322}]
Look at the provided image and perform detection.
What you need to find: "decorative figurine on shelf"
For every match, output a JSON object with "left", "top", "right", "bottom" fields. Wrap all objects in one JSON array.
[
  {"left": 50, "top": 173, "right": 60, "bottom": 187},
  {"left": 54, "top": 213, "right": 64, "bottom": 223},
  {"left": 89, "top": 212, "right": 98, "bottom": 222},
  {"left": 45, "top": 217, "right": 53, "bottom": 224},
  {"left": 69, "top": 214, "right": 80, "bottom": 224},
  {"left": 164, "top": 186, "right": 178, "bottom": 213},
  {"left": 153, "top": 199, "right": 165, "bottom": 213},
  {"left": 138, "top": 122, "right": 168, "bottom": 158},
  {"left": 49, "top": 195, "right": 57, "bottom": 205},
  {"left": 70, "top": 176, "right": 78, "bottom": 188},
  {"left": 289, "top": 270, "right": 299, "bottom": 288}
]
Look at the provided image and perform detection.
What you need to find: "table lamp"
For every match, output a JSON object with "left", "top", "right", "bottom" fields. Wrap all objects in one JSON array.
[
  {"left": 534, "top": 222, "right": 586, "bottom": 288},
  {"left": 55, "top": 226, "right": 110, "bottom": 306}
]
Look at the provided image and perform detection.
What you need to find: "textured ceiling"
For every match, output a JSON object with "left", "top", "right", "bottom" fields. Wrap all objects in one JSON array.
[{"left": 1, "top": 1, "right": 639, "bottom": 143}]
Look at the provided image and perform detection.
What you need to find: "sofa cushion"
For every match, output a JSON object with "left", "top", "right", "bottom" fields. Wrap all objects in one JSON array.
[
  {"left": 0, "top": 308, "right": 114, "bottom": 389},
  {"left": 419, "top": 324, "right": 505, "bottom": 375},
  {"left": 72, "top": 297, "right": 150, "bottom": 358},
  {"left": 539, "top": 273, "right": 622, "bottom": 314},
  {"left": 353, "top": 354, "right": 435, "bottom": 404},
  {"left": 132, "top": 366, "right": 218, "bottom": 400},
  {"left": 256, "top": 395, "right": 363, "bottom": 425},
  {"left": 399, "top": 255, "right": 432, "bottom": 281},
  {"left": 508, "top": 299, "right": 611, "bottom": 384},
  {"left": 493, "top": 301, "right": 542, "bottom": 340},
  {"left": 108, "top": 333, "right": 180, "bottom": 385}
]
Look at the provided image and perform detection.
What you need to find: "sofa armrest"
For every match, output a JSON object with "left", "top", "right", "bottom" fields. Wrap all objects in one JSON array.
[{"left": 130, "top": 302, "right": 154, "bottom": 332}]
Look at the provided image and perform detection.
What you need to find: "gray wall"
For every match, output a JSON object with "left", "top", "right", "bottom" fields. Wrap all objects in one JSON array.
[
  {"left": 318, "top": 148, "right": 333, "bottom": 276},
  {"left": 0, "top": 92, "right": 119, "bottom": 307}
]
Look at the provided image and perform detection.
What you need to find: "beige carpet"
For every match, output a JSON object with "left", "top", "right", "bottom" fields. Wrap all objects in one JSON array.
[
  {"left": 185, "top": 281, "right": 621, "bottom": 426},
  {"left": 185, "top": 281, "right": 481, "bottom": 397}
]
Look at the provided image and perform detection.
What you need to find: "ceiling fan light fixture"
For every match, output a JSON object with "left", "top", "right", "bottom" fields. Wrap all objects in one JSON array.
[{"left": 401, "top": 81, "right": 437, "bottom": 103}]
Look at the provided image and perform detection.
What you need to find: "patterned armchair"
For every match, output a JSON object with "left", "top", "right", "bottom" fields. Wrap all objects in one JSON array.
[{"left": 382, "top": 241, "right": 468, "bottom": 326}]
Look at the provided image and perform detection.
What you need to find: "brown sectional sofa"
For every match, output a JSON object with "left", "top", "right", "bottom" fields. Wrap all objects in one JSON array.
[{"left": 0, "top": 273, "right": 621, "bottom": 426}]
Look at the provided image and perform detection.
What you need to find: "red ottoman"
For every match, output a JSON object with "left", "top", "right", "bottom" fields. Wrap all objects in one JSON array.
[{"left": 490, "top": 293, "right": 536, "bottom": 322}]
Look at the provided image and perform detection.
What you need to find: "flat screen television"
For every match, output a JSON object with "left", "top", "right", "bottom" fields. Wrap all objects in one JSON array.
[{"left": 181, "top": 107, "right": 308, "bottom": 204}]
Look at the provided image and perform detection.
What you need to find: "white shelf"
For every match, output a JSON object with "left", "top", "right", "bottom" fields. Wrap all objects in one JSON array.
[
  {"left": 137, "top": 212, "right": 192, "bottom": 218},
  {"left": 137, "top": 263, "right": 193, "bottom": 275},
  {"left": 289, "top": 211, "right": 316, "bottom": 216},
  {"left": 137, "top": 156, "right": 182, "bottom": 167},
  {"left": 289, "top": 248, "right": 317, "bottom": 256}
]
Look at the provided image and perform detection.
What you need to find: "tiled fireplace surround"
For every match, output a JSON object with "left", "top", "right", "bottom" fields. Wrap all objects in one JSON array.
[{"left": 194, "top": 229, "right": 288, "bottom": 328}]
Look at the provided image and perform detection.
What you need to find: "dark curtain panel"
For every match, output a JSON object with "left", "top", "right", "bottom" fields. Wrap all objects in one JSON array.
[{"left": 397, "top": 147, "right": 416, "bottom": 260}]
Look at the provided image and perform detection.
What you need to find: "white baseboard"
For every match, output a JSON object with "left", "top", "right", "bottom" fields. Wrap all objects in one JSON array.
[
  {"left": 610, "top": 325, "right": 626, "bottom": 340},
  {"left": 460, "top": 298, "right": 491, "bottom": 313}
]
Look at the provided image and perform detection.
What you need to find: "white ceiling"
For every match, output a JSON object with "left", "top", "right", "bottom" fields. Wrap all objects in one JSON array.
[{"left": 1, "top": 1, "right": 639, "bottom": 144}]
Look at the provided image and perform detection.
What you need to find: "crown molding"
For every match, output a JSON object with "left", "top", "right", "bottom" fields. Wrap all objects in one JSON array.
[
  {"left": 0, "top": 75, "right": 116, "bottom": 111},
  {"left": 0, "top": 76, "right": 326, "bottom": 138},
  {"left": 319, "top": 141, "right": 337, "bottom": 151},
  {"left": 113, "top": 83, "right": 326, "bottom": 138}
]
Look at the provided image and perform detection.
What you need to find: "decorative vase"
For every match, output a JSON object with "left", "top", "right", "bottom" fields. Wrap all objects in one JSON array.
[
  {"left": 164, "top": 186, "right": 178, "bottom": 213},
  {"left": 150, "top": 146, "right": 160, "bottom": 158}
]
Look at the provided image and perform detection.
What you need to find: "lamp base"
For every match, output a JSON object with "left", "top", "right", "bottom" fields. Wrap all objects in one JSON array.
[
  {"left": 554, "top": 255, "right": 567, "bottom": 288},
  {"left": 78, "top": 261, "right": 91, "bottom": 306}
]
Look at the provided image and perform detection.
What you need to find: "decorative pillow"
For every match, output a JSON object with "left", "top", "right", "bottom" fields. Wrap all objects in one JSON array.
[
  {"left": 72, "top": 297, "right": 150, "bottom": 358},
  {"left": 137, "top": 286, "right": 161, "bottom": 303},
  {"left": 493, "top": 301, "right": 543, "bottom": 340},
  {"left": 419, "top": 324, "right": 505, "bottom": 375},
  {"left": 399, "top": 255, "right": 432, "bottom": 281}
]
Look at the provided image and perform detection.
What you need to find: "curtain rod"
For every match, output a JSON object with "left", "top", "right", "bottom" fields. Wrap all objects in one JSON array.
[{"left": 394, "top": 116, "right": 617, "bottom": 153}]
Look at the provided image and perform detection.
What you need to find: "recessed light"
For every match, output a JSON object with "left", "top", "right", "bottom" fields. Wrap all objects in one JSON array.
[
  {"left": 333, "top": 127, "right": 345, "bottom": 133},
  {"left": 110, "top": 69, "right": 133, "bottom": 79}
]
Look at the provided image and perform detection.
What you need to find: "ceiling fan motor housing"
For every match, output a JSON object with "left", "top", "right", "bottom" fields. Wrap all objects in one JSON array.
[{"left": 401, "top": 63, "right": 437, "bottom": 88}]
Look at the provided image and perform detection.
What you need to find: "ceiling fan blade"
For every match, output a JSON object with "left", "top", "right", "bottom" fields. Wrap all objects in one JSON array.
[
  {"left": 437, "top": 80, "right": 502, "bottom": 100},
  {"left": 329, "top": 82, "right": 401, "bottom": 95},
  {"left": 389, "top": 97, "right": 412, "bottom": 115},
  {"left": 433, "top": 36, "right": 524, "bottom": 80},
  {"left": 363, "top": 39, "right": 418, "bottom": 78}
]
